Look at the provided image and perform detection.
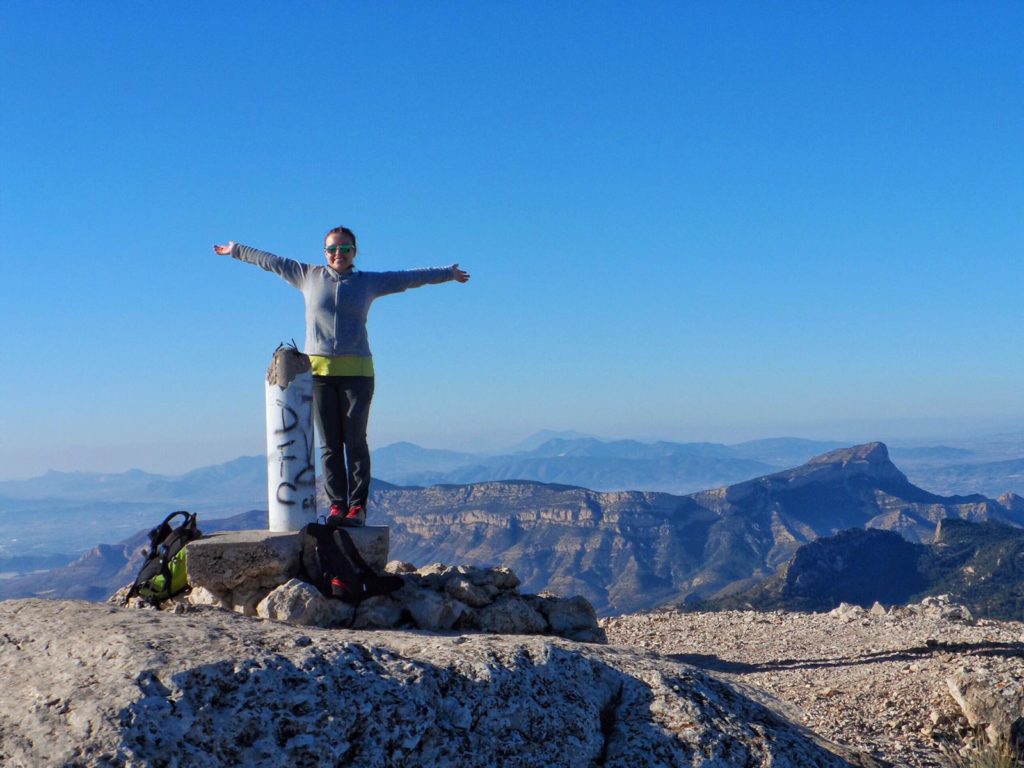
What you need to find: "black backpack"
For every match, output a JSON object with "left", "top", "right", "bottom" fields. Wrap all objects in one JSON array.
[
  {"left": 300, "top": 522, "right": 403, "bottom": 605},
  {"left": 125, "top": 511, "right": 202, "bottom": 606}
]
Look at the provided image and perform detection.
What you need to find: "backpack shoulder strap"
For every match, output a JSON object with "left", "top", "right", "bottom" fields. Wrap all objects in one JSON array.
[{"left": 332, "top": 528, "right": 375, "bottom": 575}]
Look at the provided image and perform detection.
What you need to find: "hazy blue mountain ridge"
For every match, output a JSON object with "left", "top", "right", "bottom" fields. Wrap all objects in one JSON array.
[
  {"left": 9, "top": 442, "right": 1022, "bottom": 617},
  {"left": 6, "top": 433, "right": 1024, "bottom": 566},
  {"left": 368, "top": 442, "right": 478, "bottom": 475},
  {"left": 902, "top": 457, "right": 1024, "bottom": 498},
  {"left": 370, "top": 435, "right": 1024, "bottom": 496},
  {"left": 726, "top": 437, "right": 850, "bottom": 466},
  {"left": 372, "top": 437, "right": 795, "bottom": 493},
  {"left": 0, "top": 456, "right": 266, "bottom": 505},
  {"left": 0, "top": 456, "right": 269, "bottom": 561}
]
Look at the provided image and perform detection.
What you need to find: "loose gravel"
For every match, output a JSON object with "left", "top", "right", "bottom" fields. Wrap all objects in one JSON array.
[{"left": 601, "top": 601, "right": 1024, "bottom": 767}]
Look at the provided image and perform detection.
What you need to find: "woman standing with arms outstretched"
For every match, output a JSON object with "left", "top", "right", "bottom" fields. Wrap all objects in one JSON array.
[{"left": 213, "top": 226, "right": 470, "bottom": 526}]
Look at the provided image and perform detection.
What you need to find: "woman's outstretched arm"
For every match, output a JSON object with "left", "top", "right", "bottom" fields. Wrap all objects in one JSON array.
[
  {"left": 372, "top": 263, "right": 471, "bottom": 297},
  {"left": 212, "top": 241, "right": 308, "bottom": 289}
]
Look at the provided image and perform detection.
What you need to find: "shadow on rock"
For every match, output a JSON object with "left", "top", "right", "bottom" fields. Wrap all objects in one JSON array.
[
  {"left": 671, "top": 640, "right": 1024, "bottom": 675},
  {"left": 118, "top": 644, "right": 866, "bottom": 768}
]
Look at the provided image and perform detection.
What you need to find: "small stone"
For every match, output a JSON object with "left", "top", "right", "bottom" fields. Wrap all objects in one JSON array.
[
  {"left": 352, "top": 595, "right": 403, "bottom": 629},
  {"left": 415, "top": 563, "right": 457, "bottom": 590},
  {"left": 106, "top": 585, "right": 132, "bottom": 606},
  {"left": 232, "top": 584, "right": 271, "bottom": 617},
  {"left": 445, "top": 576, "right": 493, "bottom": 608},
  {"left": 940, "top": 605, "right": 974, "bottom": 623},
  {"left": 256, "top": 579, "right": 331, "bottom": 626},
  {"left": 479, "top": 566, "right": 520, "bottom": 591},
  {"left": 537, "top": 595, "right": 602, "bottom": 640},
  {"left": 478, "top": 596, "right": 546, "bottom": 635},
  {"left": 828, "top": 602, "right": 864, "bottom": 621},
  {"left": 188, "top": 586, "right": 232, "bottom": 610},
  {"left": 323, "top": 598, "right": 356, "bottom": 627},
  {"left": 405, "top": 588, "right": 467, "bottom": 630}
]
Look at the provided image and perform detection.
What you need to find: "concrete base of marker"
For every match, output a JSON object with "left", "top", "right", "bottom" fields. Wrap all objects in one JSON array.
[{"left": 185, "top": 527, "right": 391, "bottom": 614}]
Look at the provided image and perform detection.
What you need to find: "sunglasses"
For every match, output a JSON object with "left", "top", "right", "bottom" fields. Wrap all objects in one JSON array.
[{"left": 325, "top": 244, "right": 355, "bottom": 255}]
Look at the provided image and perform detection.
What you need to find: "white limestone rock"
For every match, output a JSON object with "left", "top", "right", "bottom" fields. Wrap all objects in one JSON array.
[
  {"left": 0, "top": 599, "right": 863, "bottom": 768},
  {"left": 188, "top": 585, "right": 232, "bottom": 610},
  {"left": 111, "top": 555, "right": 605, "bottom": 642},
  {"left": 415, "top": 562, "right": 457, "bottom": 590},
  {"left": 257, "top": 579, "right": 332, "bottom": 626},
  {"left": 444, "top": 575, "right": 493, "bottom": 608},
  {"left": 829, "top": 602, "right": 865, "bottom": 621},
  {"left": 947, "top": 667, "right": 1024, "bottom": 752},
  {"left": 232, "top": 584, "right": 273, "bottom": 617},
  {"left": 478, "top": 596, "right": 547, "bottom": 634},
  {"left": 453, "top": 564, "right": 519, "bottom": 590},
  {"left": 186, "top": 530, "right": 303, "bottom": 593},
  {"left": 352, "top": 594, "right": 404, "bottom": 629},
  {"left": 404, "top": 587, "right": 468, "bottom": 631},
  {"left": 255, "top": 580, "right": 355, "bottom": 629},
  {"left": 533, "top": 594, "right": 606, "bottom": 643}
]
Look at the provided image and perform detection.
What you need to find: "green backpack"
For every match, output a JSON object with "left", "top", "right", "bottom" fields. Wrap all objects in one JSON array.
[{"left": 125, "top": 511, "right": 201, "bottom": 605}]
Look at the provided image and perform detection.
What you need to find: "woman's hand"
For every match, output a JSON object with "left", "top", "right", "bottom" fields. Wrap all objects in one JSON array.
[
  {"left": 452, "top": 264, "right": 470, "bottom": 283},
  {"left": 212, "top": 241, "right": 237, "bottom": 256}
]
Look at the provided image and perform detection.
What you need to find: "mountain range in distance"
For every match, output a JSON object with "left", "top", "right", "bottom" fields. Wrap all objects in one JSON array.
[
  {"left": 4, "top": 441, "right": 1024, "bottom": 623},
  {"left": 4, "top": 431, "right": 1024, "bottom": 566},
  {"left": 371, "top": 432, "right": 1024, "bottom": 497}
]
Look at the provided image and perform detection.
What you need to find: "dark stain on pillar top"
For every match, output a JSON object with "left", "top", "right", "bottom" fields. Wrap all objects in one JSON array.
[{"left": 266, "top": 346, "right": 311, "bottom": 388}]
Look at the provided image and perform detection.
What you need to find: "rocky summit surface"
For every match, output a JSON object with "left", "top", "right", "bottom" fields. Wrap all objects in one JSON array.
[
  {"left": 602, "top": 597, "right": 1024, "bottom": 767},
  {"left": 0, "top": 599, "right": 875, "bottom": 768}
]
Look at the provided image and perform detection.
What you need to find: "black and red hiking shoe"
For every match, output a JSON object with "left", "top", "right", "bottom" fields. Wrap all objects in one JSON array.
[
  {"left": 326, "top": 503, "right": 366, "bottom": 528},
  {"left": 344, "top": 505, "right": 366, "bottom": 527}
]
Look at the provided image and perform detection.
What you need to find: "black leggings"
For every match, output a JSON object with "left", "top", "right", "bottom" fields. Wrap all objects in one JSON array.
[{"left": 312, "top": 375, "right": 374, "bottom": 510}]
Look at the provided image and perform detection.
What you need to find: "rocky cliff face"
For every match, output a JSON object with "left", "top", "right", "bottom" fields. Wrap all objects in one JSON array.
[
  {"left": 920, "top": 518, "right": 1024, "bottom": 620},
  {"left": 998, "top": 491, "right": 1024, "bottom": 515},
  {"left": 707, "top": 528, "right": 930, "bottom": 612},
  {"left": 706, "top": 519, "right": 1024, "bottom": 621},
  {"left": 0, "top": 599, "right": 868, "bottom": 768},
  {"left": 374, "top": 443, "right": 1020, "bottom": 613},
  {"left": 372, "top": 481, "right": 718, "bottom": 615}
]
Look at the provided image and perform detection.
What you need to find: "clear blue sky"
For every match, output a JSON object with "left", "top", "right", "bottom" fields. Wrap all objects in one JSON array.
[{"left": 1, "top": 2, "right": 1022, "bottom": 479}]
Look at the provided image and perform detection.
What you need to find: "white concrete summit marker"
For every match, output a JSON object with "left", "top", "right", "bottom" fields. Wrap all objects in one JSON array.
[{"left": 265, "top": 344, "right": 316, "bottom": 531}]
